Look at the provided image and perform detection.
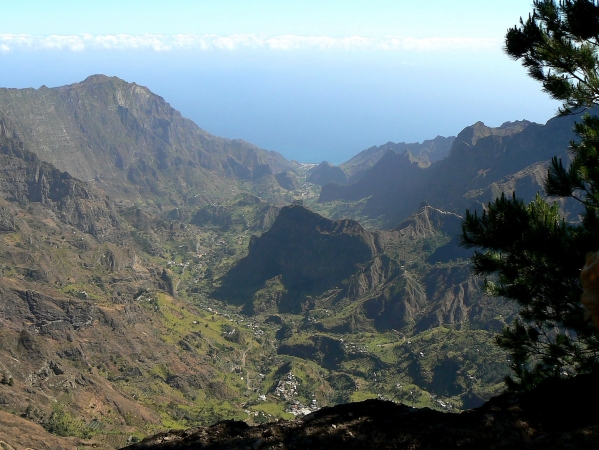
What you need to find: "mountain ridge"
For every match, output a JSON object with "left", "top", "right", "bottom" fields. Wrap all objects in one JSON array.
[
  {"left": 0, "top": 75, "right": 295, "bottom": 206},
  {"left": 317, "top": 114, "right": 580, "bottom": 227}
]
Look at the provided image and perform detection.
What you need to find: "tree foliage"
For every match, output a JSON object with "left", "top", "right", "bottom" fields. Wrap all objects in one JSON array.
[
  {"left": 462, "top": 0, "right": 599, "bottom": 390},
  {"left": 506, "top": 0, "right": 599, "bottom": 114}
]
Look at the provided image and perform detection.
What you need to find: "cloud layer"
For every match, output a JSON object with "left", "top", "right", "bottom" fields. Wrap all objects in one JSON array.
[{"left": 0, "top": 34, "right": 501, "bottom": 53}]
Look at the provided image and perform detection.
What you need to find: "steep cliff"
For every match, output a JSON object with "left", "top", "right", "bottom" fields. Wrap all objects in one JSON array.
[
  {"left": 214, "top": 205, "right": 382, "bottom": 312},
  {"left": 0, "top": 130, "right": 122, "bottom": 240}
]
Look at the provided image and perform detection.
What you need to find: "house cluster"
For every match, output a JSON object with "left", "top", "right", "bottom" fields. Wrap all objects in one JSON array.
[
  {"left": 167, "top": 260, "right": 186, "bottom": 267},
  {"left": 274, "top": 373, "right": 299, "bottom": 400},
  {"left": 285, "top": 398, "right": 318, "bottom": 417},
  {"left": 297, "top": 182, "right": 317, "bottom": 200},
  {"left": 428, "top": 393, "right": 453, "bottom": 410},
  {"left": 243, "top": 321, "right": 265, "bottom": 337},
  {"left": 340, "top": 340, "right": 369, "bottom": 355}
]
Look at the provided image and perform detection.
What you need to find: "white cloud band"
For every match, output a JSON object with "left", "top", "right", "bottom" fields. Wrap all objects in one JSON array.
[{"left": 0, "top": 34, "right": 501, "bottom": 53}]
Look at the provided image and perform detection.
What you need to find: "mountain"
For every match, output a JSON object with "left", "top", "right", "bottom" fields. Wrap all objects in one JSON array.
[
  {"left": 274, "top": 171, "right": 300, "bottom": 191},
  {"left": 306, "top": 162, "right": 349, "bottom": 186},
  {"left": 0, "top": 126, "right": 322, "bottom": 446},
  {"left": 340, "top": 134, "right": 456, "bottom": 184},
  {"left": 0, "top": 73, "right": 575, "bottom": 447},
  {"left": 0, "top": 75, "right": 295, "bottom": 206},
  {"left": 318, "top": 149, "right": 425, "bottom": 226},
  {"left": 213, "top": 203, "right": 514, "bottom": 405},
  {"left": 214, "top": 202, "right": 489, "bottom": 328},
  {"left": 214, "top": 204, "right": 382, "bottom": 313},
  {"left": 317, "top": 116, "right": 579, "bottom": 228},
  {"left": 305, "top": 135, "right": 456, "bottom": 188}
]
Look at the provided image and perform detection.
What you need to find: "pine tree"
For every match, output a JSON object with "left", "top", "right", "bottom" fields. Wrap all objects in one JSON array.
[{"left": 461, "top": 0, "right": 599, "bottom": 390}]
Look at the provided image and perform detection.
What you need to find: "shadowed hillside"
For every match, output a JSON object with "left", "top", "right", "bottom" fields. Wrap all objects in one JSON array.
[
  {"left": 317, "top": 116, "right": 582, "bottom": 228},
  {"left": 214, "top": 205, "right": 382, "bottom": 313}
]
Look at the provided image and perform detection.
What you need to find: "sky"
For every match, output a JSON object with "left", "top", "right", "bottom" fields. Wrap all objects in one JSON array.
[{"left": 1, "top": 1, "right": 559, "bottom": 164}]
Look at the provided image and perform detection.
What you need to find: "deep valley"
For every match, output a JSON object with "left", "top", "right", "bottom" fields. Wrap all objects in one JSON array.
[{"left": 0, "top": 75, "right": 588, "bottom": 448}]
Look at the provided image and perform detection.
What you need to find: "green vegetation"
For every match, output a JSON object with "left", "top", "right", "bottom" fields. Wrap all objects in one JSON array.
[
  {"left": 4, "top": 45, "right": 589, "bottom": 448},
  {"left": 45, "top": 403, "right": 90, "bottom": 439}
]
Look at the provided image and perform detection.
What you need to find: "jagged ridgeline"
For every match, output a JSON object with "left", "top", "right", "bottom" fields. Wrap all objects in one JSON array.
[
  {"left": 0, "top": 75, "right": 295, "bottom": 206},
  {"left": 215, "top": 203, "right": 512, "bottom": 330},
  {"left": 213, "top": 203, "right": 515, "bottom": 407},
  {"left": 314, "top": 117, "right": 585, "bottom": 227}
]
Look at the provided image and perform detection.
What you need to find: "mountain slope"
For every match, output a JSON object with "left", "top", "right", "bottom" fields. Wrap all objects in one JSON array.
[
  {"left": 0, "top": 75, "right": 294, "bottom": 205},
  {"left": 214, "top": 205, "right": 382, "bottom": 313},
  {"left": 0, "top": 125, "right": 307, "bottom": 446},
  {"left": 317, "top": 116, "right": 579, "bottom": 227},
  {"left": 341, "top": 134, "right": 456, "bottom": 184}
]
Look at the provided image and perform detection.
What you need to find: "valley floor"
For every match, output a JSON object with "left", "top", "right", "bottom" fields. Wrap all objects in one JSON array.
[{"left": 124, "top": 372, "right": 599, "bottom": 450}]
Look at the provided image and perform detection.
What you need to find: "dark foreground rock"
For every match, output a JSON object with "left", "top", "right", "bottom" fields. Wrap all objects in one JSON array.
[{"left": 125, "top": 373, "right": 599, "bottom": 450}]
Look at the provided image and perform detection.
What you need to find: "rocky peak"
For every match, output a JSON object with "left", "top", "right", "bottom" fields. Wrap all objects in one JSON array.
[
  {"left": 393, "top": 205, "right": 463, "bottom": 239},
  {"left": 453, "top": 119, "right": 534, "bottom": 150},
  {"left": 214, "top": 205, "right": 382, "bottom": 312},
  {"left": 454, "top": 121, "right": 493, "bottom": 147},
  {"left": 306, "top": 161, "right": 348, "bottom": 186}
]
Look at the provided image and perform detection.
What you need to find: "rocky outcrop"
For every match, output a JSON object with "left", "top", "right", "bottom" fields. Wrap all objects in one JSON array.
[
  {"left": 214, "top": 205, "right": 383, "bottom": 312},
  {"left": 3, "top": 288, "right": 95, "bottom": 343}
]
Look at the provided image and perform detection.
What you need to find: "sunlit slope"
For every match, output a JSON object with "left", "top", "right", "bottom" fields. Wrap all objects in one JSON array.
[{"left": 0, "top": 75, "right": 295, "bottom": 205}]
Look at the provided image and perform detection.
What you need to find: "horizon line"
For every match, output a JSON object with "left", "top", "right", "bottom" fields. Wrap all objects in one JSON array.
[{"left": 0, "top": 33, "right": 502, "bottom": 53}]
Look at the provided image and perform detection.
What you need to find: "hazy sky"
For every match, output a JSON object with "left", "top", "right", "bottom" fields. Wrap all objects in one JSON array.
[{"left": 1, "top": 1, "right": 558, "bottom": 163}]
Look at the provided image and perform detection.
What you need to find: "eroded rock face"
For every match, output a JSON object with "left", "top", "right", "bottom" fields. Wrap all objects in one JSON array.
[
  {"left": 363, "top": 272, "right": 428, "bottom": 330},
  {"left": 0, "top": 134, "right": 121, "bottom": 241},
  {"left": 14, "top": 289, "right": 96, "bottom": 332},
  {"left": 214, "top": 205, "right": 382, "bottom": 312}
]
